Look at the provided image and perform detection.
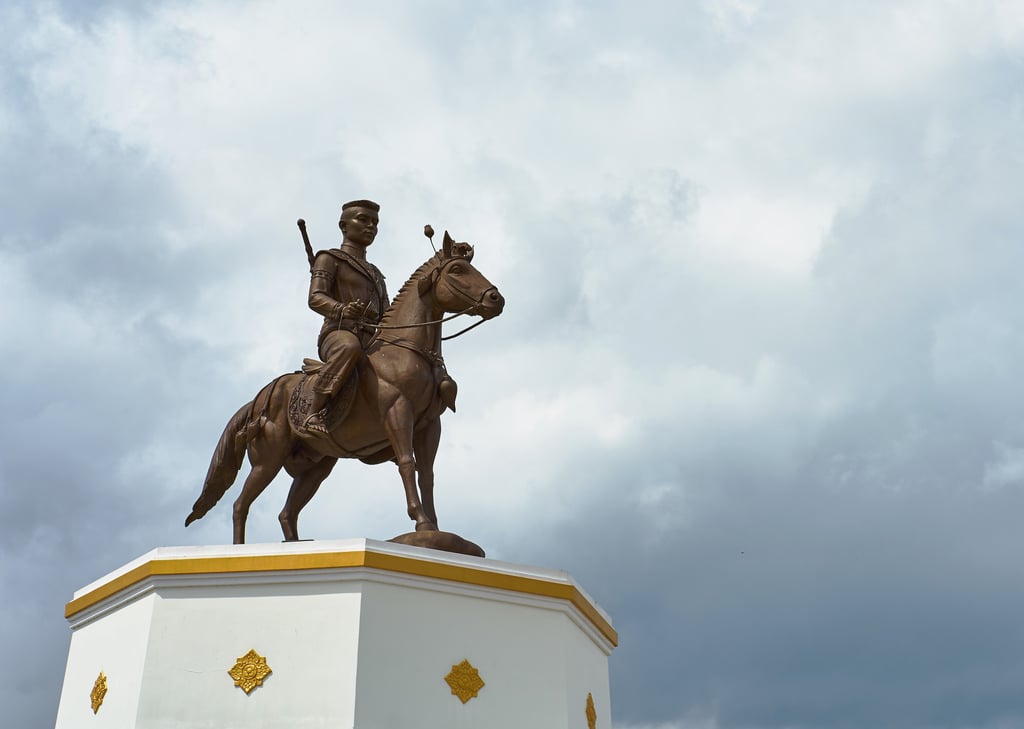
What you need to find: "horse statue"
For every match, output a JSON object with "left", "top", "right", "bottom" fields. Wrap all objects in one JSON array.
[{"left": 184, "top": 232, "right": 504, "bottom": 545}]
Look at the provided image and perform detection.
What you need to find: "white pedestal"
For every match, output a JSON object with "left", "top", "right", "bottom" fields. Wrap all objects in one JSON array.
[{"left": 55, "top": 539, "right": 616, "bottom": 729}]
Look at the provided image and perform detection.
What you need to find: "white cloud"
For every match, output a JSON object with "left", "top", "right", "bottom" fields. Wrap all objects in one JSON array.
[{"left": 694, "top": 189, "right": 833, "bottom": 276}]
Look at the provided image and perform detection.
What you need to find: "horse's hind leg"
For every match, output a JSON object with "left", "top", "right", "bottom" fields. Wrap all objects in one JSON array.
[
  {"left": 279, "top": 457, "right": 337, "bottom": 541},
  {"left": 233, "top": 460, "right": 285, "bottom": 544},
  {"left": 232, "top": 428, "right": 290, "bottom": 544}
]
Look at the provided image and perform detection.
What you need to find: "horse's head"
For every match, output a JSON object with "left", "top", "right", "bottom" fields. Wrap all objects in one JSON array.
[{"left": 421, "top": 231, "right": 504, "bottom": 319}]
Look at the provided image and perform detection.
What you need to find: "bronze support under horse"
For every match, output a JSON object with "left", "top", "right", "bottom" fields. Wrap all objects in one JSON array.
[{"left": 185, "top": 233, "right": 504, "bottom": 543}]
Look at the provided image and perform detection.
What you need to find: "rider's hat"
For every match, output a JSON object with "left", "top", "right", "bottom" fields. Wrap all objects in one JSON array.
[{"left": 341, "top": 199, "right": 380, "bottom": 212}]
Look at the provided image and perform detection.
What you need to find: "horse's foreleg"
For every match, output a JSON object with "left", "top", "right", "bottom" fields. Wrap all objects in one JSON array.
[
  {"left": 279, "top": 458, "right": 337, "bottom": 541},
  {"left": 383, "top": 399, "right": 436, "bottom": 531},
  {"left": 414, "top": 418, "right": 441, "bottom": 528}
]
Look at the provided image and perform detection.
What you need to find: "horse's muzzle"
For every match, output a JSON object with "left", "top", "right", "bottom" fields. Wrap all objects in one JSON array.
[{"left": 478, "top": 288, "right": 504, "bottom": 319}]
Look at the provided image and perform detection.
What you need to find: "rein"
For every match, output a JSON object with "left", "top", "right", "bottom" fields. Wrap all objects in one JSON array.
[
  {"left": 363, "top": 310, "right": 486, "bottom": 341},
  {"left": 441, "top": 318, "right": 487, "bottom": 340},
  {"left": 358, "top": 260, "right": 498, "bottom": 342},
  {"left": 370, "top": 307, "right": 474, "bottom": 330}
]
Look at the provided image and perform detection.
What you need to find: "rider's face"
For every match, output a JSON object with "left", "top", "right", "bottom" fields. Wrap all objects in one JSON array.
[{"left": 343, "top": 209, "right": 379, "bottom": 246}]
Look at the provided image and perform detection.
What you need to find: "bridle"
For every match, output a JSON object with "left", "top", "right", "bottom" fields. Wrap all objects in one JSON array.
[{"left": 360, "top": 257, "right": 496, "bottom": 341}]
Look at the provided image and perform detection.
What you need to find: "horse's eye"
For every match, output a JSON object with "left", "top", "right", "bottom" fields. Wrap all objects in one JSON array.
[{"left": 450, "top": 264, "right": 463, "bottom": 274}]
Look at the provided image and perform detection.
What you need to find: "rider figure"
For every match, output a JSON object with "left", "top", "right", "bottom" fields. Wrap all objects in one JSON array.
[{"left": 304, "top": 199, "right": 389, "bottom": 434}]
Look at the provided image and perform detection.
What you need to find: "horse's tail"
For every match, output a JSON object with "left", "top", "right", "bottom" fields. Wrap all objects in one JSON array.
[{"left": 184, "top": 401, "right": 253, "bottom": 527}]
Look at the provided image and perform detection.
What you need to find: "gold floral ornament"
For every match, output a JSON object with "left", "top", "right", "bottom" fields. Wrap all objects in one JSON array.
[
  {"left": 228, "top": 649, "right": 272, "bottom": 694},
  {"left": 585, "top": 692, "right": 597, "bottom": 729},
  {"left": 444, "top": 659, "right": 485, "bottom": 704},
  {"left": 90, "top": 672, "right": 108, "bottom": 714}
]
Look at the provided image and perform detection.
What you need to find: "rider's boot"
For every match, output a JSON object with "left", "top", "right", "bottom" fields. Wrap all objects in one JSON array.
[
  {"left": 304, "top": 389, "right": 331, "bottom": 434},
  {"left": 303, "top": 350, "right": 360, "bottom": 435}
]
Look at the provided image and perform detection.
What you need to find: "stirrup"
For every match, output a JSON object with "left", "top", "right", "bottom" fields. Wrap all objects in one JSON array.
[{"left": 304, "top": 411, "right": 329, "bottom": 435}]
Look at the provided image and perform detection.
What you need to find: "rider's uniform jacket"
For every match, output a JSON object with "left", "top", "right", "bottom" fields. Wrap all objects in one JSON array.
[{"left": 308, "top": 248, "right": 389, "bottom": 346}]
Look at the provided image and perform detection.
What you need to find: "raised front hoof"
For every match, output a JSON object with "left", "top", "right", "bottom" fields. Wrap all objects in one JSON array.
[{"left": 389, "top": 530, "right": 486, "bottom": 558}]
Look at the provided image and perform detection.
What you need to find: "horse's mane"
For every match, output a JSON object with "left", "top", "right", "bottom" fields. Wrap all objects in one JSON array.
[{"left": 377, "top": 253, "right": 442, "bottom": 327}]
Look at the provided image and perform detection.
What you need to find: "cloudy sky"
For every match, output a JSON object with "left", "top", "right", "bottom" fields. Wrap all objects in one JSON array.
[{"left": 3, "top": 1, "right": 1024, "bottom": 727}]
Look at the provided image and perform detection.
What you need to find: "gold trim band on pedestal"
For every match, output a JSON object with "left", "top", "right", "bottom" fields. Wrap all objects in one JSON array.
[{"left": 65, "top": 549, "right": 618, "bottom": 646}]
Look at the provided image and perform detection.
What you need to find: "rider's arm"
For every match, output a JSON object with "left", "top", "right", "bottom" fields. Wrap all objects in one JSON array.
[{"left": 308, "top": 253, "right": 344, "bottom": 321}]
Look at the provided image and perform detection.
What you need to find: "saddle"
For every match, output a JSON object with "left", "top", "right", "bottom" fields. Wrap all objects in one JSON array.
[{"left": 287, "top": 353, "right": 460, "bottom": 456}]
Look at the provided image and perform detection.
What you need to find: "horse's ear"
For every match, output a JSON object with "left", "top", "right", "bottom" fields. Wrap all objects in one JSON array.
[
  {"left": 418, "top": 268, "right": 438, "bottom": 296},
  {"left": 443, "top": 230, "right": 454, "bottom": 258}
]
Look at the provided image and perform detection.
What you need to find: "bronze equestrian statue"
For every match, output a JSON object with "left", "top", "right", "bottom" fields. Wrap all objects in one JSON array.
[{"left": 184, "top": 211, "right": 504, "bottom": 546}]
